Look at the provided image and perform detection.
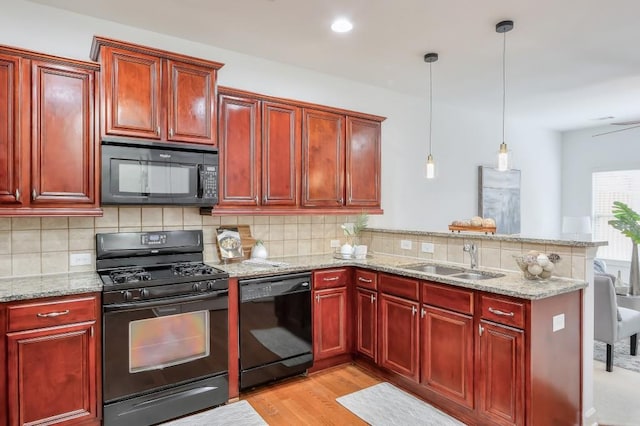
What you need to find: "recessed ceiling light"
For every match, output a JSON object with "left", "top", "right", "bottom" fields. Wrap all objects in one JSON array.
[{"left": 331, "top": 18, "right": 353, "bottom": 33}]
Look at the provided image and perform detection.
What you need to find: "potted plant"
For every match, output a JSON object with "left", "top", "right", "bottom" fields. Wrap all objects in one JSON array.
[
  {"left": 340, "top": 213, "right": 369, "bottom": 257},
  {"left": 608, "top": 201, "right": 640, "bottom": 295}
]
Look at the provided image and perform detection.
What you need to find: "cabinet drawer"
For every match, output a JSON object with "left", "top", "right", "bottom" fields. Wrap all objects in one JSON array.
[
  {"left": 8, "top": 296, "right": 97, "bottom": 332},
  {"left": 422, "top": 282, "right": 473, "bottom": 315},
  {"left": 355, "top": 269, "right": 377, "bottom": 290},
  {"left": 480, "top": 294, "right": 525, "bottom": 329},
  {"left": 379, "top": 273, "right": 419, "bottom": 301},
  {"left": 313, "top": 268, "right": 350, "bottom": 289}
]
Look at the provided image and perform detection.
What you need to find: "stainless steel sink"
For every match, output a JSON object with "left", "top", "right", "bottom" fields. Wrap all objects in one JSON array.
[
  {"left": 451, "top": 272, "right": 505, "bottom": 280},
  {"left": 400, "top": 263, "right": 466, "bottom": 275}
]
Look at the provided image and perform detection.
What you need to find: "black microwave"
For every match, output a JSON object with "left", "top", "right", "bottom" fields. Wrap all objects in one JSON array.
[{"left": 101, "top": 138, "right": 218, "bottom": 206}]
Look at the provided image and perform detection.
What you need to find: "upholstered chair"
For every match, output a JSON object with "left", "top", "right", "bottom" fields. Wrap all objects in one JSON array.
[{"left": 594, "top": 274, "right": 640, "bottom": 371}]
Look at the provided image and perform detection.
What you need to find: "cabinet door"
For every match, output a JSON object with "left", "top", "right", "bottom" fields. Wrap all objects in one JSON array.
[
  {"left": 379, "top": 293, "right": 419, "bottom": 382},
  {"left": 7, "top": 321, "right": 98, "bottom": 426},
  {"left": 218, "top": 94, "right": 261, "bottom": 206},
  {"left": 477, "top": 320, "right": 525, "bottom": 426},
  {"left": 313, "top": 287, "right": 348, "bottom": 360},
  {"left": 101, "top": 46, "right": 161, "bottom": 139},
  {"left": 30, "top": 60, "right": 96, "bottom": 205},
  {"left": 355, "top": 288, "right": 377, "bottom": 362},
  {"left": 0, "top": 53, "right": 22, "bottom": 205},
  {"left": 421, "top": 305, "right": 474, "bottom": 408},
  {"left": 301, "top": 109, "right": 344, "bottom": 207},
  {"left": 167, "top": 60, "right": 216, "bottom": 145},
  {"left": 345, "top": 117, "right": 380, "bottom": 207},
  {"left": 262, "top": 101, "right": 300, "bottom": 206}
]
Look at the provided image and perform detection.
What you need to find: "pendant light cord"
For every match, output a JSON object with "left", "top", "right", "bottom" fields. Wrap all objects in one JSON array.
[
  {"left": 501, "top": 30, "right": 507, "bottom": 144},
  {"left": 428, "top": 61, "right": 433, "bottom": 155}
]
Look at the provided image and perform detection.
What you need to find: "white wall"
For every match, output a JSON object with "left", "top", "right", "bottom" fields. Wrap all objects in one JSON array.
[{"left": 3, "top": 0, "right": 562, "bottom": 238}]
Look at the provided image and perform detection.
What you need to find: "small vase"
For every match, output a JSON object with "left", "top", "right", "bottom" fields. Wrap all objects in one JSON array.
[{"left": 630, "top": 244, "right": 640, "bottom": 296}]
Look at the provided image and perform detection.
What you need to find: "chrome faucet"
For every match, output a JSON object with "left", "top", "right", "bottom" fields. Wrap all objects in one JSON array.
[{"left": 463, "top": 242, "right": 478, "bottom": 269}]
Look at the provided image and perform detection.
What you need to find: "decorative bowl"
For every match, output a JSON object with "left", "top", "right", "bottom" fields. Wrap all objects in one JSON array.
[{"left": 513, "top": 252, "right": 561, "bottom": 280}]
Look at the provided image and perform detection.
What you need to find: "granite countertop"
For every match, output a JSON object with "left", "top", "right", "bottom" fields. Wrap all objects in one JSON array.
[
  {"left": 0, "top": 254, "right": 587, "bottom": 303},
  {"left": 0, "top": 271, "right": 103, "bottom": 303},
  {"left": 214, "top": 253, "right": 587, "bottom": 300}
]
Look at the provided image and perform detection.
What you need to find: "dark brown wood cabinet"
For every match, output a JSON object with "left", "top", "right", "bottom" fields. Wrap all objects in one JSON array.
[
  {"left": 301, "top": 108, "right": 345, "bottom": 207},
  {"left": 420, "top": 282, "right": 474, "bottom": 409},
  {"left": 312, "top": 269, "right": 350, "bottom": 368},
  {"left": 379, "top": 292, "right": 420, "bottom": 382},
  {"left": 0, "top": 45, "right": 101, "bottom": 216},
  {"left": 477, "top": 320, "right": 524, "bottom": 425},
  {"left": 354, "top": 269, "right": 378, "bottom": 362},
  {"left": 345, "top": 117, "right": 381, "bottom": 207},
  {"left": 217, "top": 88, "right": 300, "bottom": 210},
  {"left": 91, "top": 36, "right": 223, "bottom": 146},
  {"left": 5, "top": 294, "right": 101, "bottom": 426}
]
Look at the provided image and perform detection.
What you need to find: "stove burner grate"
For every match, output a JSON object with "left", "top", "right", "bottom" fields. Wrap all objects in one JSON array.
[
  {"left": 109, "top": 267, "right": 152, "bottom": 284},
  {"left": 171, "top": 262, "right": 216, "bottom": 277}
]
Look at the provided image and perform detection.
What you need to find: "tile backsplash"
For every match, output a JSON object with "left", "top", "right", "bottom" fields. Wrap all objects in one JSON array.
[{"left": 0, "top": 208, "right": 356, "bottom": 278}]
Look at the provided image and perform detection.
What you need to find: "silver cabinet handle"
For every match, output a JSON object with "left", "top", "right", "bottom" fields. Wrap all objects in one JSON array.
[
  {"left": 315, "top": 294, "right": 320, "bottom": 303},
  {"left": 263, "top": 195, "right": 267, "bottom": 203},
  {"left": 412, "top": 306, "right": 417, "bottom": 316},
  {"left": 37, "top": 309, "right": 70, "bottom": 318},
  {"left": 370, "top": 294, "right": 377, "bottom": 303},
  {"left": 488, "top": 307, "right": 515, "bottom": 317},
  {"left": 156, "top": 126, "right": 161, "bottom": 135},
  {"left": 169, "top": 128, "right": 174, "bottom": 137},
  {"left": 339, "top": 197, "right": 344, "bottom": 204},
  {"left": 255, "top": 196, "right": 258, "bottom": 203},
  {"left": 479, "top": 324, "right": 484, "bottom": 336},
  {"left": 15, "top": 189, "right": 19, "bottom": 201},
  {"left": 31, "top": 189, "right": 36, "bottom": 200},
  {"left": 323, "top": 276, "right": 339, "bottom": 281},
  {"left": 358, "top": 277, "right": 373, "bottom": 283},
  {"left": 421, "top": 308, "right": 426, "bottom": 318}
]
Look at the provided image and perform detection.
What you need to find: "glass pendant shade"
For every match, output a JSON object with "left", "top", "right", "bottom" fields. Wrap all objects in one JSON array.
[
  {"left": 426, "top": 154, "right": 435, "bottom": 179},
  {"left": 498, "top": 142, "right": 509, "bottom": 171}
]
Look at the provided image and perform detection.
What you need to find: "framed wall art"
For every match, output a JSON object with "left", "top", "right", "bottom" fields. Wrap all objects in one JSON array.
[{"left": 478, "top": 166, "right": 521, "bottom": 235}]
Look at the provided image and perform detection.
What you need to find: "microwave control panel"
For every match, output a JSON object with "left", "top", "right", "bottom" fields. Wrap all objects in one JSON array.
[{"left": 200, "top": 165, "right": 218, "bottom": 200}]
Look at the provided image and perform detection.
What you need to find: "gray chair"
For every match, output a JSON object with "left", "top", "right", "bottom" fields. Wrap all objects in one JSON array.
[{"left": 594, "top": 274, "right": 640, "bottom": 371}]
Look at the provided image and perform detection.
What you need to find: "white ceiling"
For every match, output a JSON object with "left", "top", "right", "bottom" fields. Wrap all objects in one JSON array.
[{"left": 29, "top": 0, "right": 640, "bottom": 132}]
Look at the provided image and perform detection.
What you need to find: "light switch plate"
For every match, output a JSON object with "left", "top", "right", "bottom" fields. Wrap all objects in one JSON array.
[
  {"left": 400, "top": 240, "right": 412, "bottom": 250},
  {"left": 70, "top": 253, "right": 92, "bottom": 266},
  {"left": 330, "top": 239, "right": 340, "bottom": 248},
  {"left": 421, "top": 242, "right": 435, "bottom": 253},
  {"left": 552, "top": 313, "right": 565, "bottom": 332}
]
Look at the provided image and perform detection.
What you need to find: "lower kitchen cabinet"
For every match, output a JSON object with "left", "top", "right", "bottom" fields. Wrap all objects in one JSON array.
[
  {"left": 477, "top": 320, "right": 524, "bottom": 426},
  {"left": 4, "top": 294, "right": 101, "bottom": 426},
  {"left": 378, "top": 292, "right": 419, "bottom": 382},
  {"left": 355, "top": 287, "right": 377, "bottom": 362},
  {"left": 313, "top": 286, "right": 348, "bottom": 360},
  {"left": 421, "top": 305, "right": 474, "bottom": 408}
]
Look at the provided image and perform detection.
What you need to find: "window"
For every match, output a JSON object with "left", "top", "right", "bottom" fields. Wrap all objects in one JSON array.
[{"left": 592, "top": 170, "right": 640, "bottom": 261}]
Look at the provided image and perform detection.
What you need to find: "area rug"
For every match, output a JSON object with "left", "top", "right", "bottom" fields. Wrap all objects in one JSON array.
[
  {"left": 160, "top": 400, "right": 267, "bottom": 426},
  {"left": 594, "top": 340, "right": 640, "bottom": 373},
  {"left": 337, "top": 382, "right": 465, "bottom": 426}
]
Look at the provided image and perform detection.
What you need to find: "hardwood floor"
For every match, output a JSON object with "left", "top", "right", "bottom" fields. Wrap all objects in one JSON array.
[{"left": 241, "top": 363, "right": 382, "bottom": 425}]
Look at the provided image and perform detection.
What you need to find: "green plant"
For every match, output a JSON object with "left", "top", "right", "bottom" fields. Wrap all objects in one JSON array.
[
  {"left": 340, "top": 212, "right": 369, "bottom": 243},
  {"left": 608, "top": 201, "right": 640, "bottom": 245}
]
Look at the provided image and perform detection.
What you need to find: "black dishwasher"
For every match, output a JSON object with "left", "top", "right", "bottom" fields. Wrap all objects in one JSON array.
[{"left": 239, "top": 272, "right": 313, "bottom": 390}]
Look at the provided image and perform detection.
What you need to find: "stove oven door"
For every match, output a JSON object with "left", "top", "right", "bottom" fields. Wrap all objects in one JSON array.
[{"left": 102, "top": 291, "right": 228, "bottom": 403}]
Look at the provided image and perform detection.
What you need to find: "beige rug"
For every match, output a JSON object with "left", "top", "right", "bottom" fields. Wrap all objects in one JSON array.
[
  {"left": 160, "top": 400, "right": 267, "bottom": 426},
  {"left": 594, "top": 360, "right": 640, "bottom": 425}
]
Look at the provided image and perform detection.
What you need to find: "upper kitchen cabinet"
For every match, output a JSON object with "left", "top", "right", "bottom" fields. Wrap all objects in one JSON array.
[
  {"left": 90, "top": 36, "right": 223, "bottom": 146},
  {"left": 216, "top": 88, "right": 300, "bottom": 210},
  {"left": 301, "top": 109, "right": 383, "bottom": 211},
  {"left": 0, "top": 44, "right": 101, "bottom": 216}
]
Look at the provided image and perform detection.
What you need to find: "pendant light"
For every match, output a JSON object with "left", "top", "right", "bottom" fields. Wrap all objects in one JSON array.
[
  {"left": 496, "top": 20, "right": 514, "bottom": 171},
  {"left": 424, "top": 52, "right": 438, "bottom": 179}
]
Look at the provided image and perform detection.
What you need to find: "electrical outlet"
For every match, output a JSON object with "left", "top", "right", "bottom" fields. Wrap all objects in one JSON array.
[
  {"left": 70, "top": 253, "right": 92, "bottom": 266},
  {"left": 330, "top": 239, "right": 340, "bottom": 248},
  {"left": 553, "top": 313, "right": 565, "bottom": 332},
  {"left": 421, "top": 242, "right": 434, "bottom": 253},
  {"left": 400, "top": 240, "right": 412, "bottom": 250}
]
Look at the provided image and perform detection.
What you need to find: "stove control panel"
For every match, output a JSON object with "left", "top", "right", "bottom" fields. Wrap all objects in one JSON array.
[{"left": 141, "top": 233, "right": 167, "bottom": 245}]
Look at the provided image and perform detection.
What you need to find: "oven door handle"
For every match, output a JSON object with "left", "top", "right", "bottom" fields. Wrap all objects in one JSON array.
[{"left": 103, "top": 290, "right": 228, "bottom": 312}]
